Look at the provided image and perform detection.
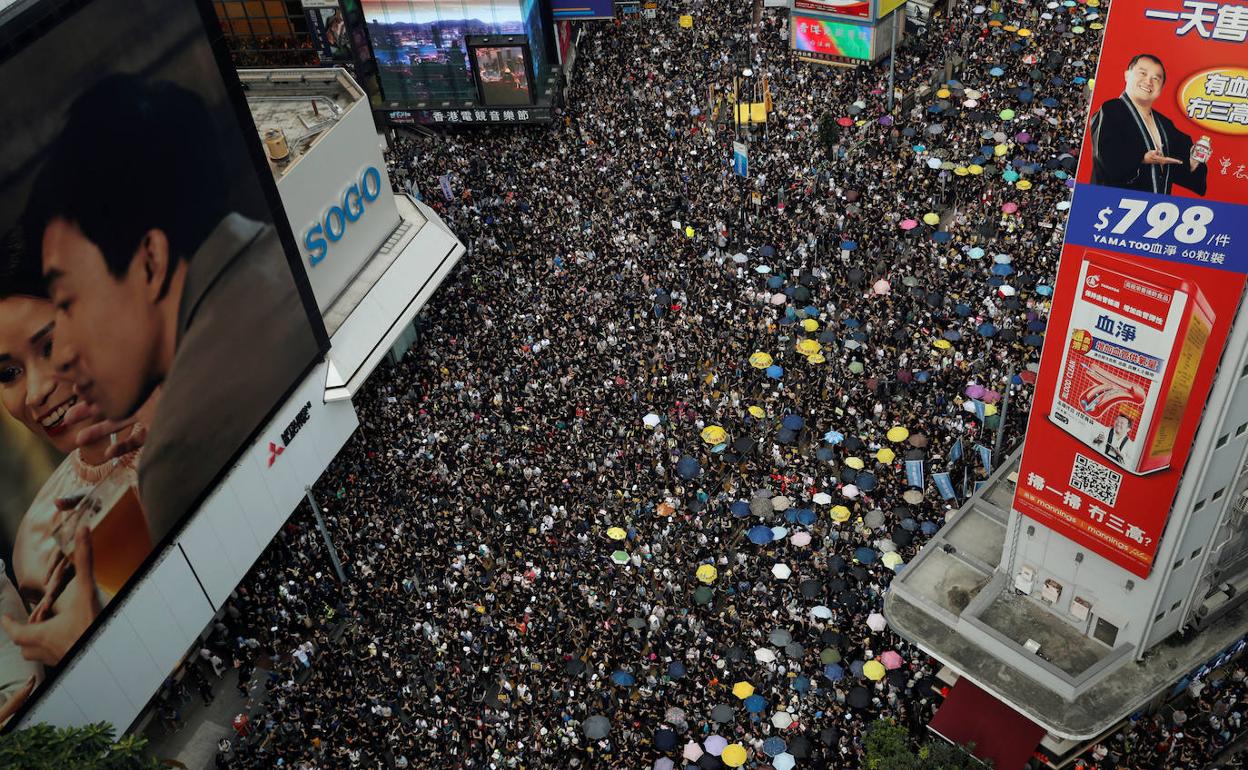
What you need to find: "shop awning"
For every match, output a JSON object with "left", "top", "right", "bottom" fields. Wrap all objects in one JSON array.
[{"left": 929, "top": 677, "right": 1045, "bottom": 770}]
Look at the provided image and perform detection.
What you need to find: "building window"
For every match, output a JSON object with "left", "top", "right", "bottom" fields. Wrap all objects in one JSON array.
[
  {"left": 1213, "top": 488, "right": 1226, "bottom": 502},
  {"left": 212, "top": 0, "right": 316, "bottom": 67},
  {"left": 1238, "top": 423, "right": 1248, "bottom": 437},
  {"left": 1155, "top": 611, "right": 1166, "bottom": 622},
  {"left": 1242, "top": 361, "right": 1248, "bottom": 378},
  {"left": 1194, "top": 499, "right": 1207, "bottom": 512},
  {"left": 1171, "top": 601, "right": 1182, "bottom": 612},
  {"left": 1174, "top": 557, "right": 1185, "bottom": 569},
  {"left": 1192, "top": 546, "right": 1203, "bottom": 559},
  {"left": 1093, "top": 617, "right": 1120, "bottom": 646},
  {"left": 1217, "top": 434, "right": 1230, "bottom": 448}
]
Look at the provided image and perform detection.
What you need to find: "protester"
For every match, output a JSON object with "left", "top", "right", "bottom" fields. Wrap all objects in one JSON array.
[{"left": 207, "top": 1, "right": 1141, "bottom": 768}]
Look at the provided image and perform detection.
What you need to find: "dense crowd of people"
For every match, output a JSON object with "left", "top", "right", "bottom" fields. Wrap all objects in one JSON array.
[{"left": 186, "top": 0, "right": 1224, "bottom": 768}]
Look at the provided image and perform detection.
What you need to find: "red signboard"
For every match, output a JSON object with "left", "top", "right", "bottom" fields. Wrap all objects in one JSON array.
[
  {"left": 1013, "top": 0, "right": 1248, "bottom": 577},
  {"left": 794, "top": 0, "right": 870, "bottom": 19}
]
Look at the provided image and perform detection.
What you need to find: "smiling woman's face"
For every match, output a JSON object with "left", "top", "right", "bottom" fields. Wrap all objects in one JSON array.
[{"left": 0, "top": 294, "right": 79, "bottom": 455}]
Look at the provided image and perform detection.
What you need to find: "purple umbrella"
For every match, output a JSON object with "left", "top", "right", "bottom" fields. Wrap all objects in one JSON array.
[{"left": 705, "top": 735, "right": 729, "bottom": 756}]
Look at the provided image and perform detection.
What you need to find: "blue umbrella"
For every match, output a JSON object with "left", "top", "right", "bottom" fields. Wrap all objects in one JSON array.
[
  {"left": 916, "top": 371, "right": 930, "bottom": 383},
  {"left": 989, "top": 66, "right": 1005, "bottom": 77},
  {"left": 676, "top": 456, "right": 702, "bottom": 479},
  {"left": 933, "top": 231, "right": 952, "bottom": 243},
  {"left": 776, "top": 429, "right": 797, "bottom": 445},
  {"left": 1024, "top": 334, "right": 1044, "bottom": 347},
  {"left": 850, "top": 660, "right": 865, "bottom": 677},
  {"left": 824, "top": 430, "right": 845, "bottom": 444},
  {"left": 763, "top": 737, "right": 787, "bottom": 757},
  {"left": 943, "top": 329, "right": 962, "bottom": 342},
  {"left": 1036, "top": 284, "right": 1053, "bottom": 296},
  {"left": 843, "top": 317, "right": 861, "bottom": 328},
  {"left": 730, "top": 501, "right": 751, "bottom": 518},
  {"left": 760, "top": 244, "right": 777, "bottom": 257},
  {"left": 920, "top": 521, "right": 939, "bottom": 535},
  {"left": 782, "top": 414, "right": 805, "bottom": 430},
  {"left": 655, "top": 728, "right": 678, "bottom": 751},
  {"left": 857, "top": 473, "right": 877, "bottom": 492},
  {"left": 796, "top": 509, "right": 816, "bottom": 526},
  {"left": 954, "top": 303, "right": 973, "bottom": 317},
  {"left": 766, "top": 365, "right": 784, "bottom": 380},
  {"left": 767, "top": 275, "right": 785, "bottom": 289},
  {"left": 992, "top": 263, "right": 1014, "bottom": 276},
  {"left": 815, "top": 447, "right": 834, "bottom": 462},
  {"left": 1026, "top": 319, "right": 1046, "bottom": 332},
  {"left": 668, "top": 661, "right": 687, "bottom": 679},
  {"left": 823, "top": 663, "right": 844, "bottom": 681},
  {"left": 1042, "top": 97, "right": 1058, "bottom": 107},
  {"left": 977, "top": 323, "right": 998, "bottom": 338},
  {"left": 792, "top": 676, "right": 810, "bottom": 694},
  {"left": 744, "top": 694, "right": 767, "bottom": 713},
  {"left": 612, "top": 671, "right": 636, "bottom": 686},
  {"left": 748, "top": 526, "right": 774, "bottom": 545},
  {"left": 855, "top": 547, "right": 878, "bottom": 564},
  {"left": 841, "top": 240, "right": 857, "bottom": 251}
]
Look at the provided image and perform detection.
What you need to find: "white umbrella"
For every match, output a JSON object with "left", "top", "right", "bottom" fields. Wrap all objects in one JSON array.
[
  {"left": 772, "top": 563, "right": 792, "bottom": 580},
  {"left": 769, "top": 293, "right": 787, "bottom": 305},
  {"left": 754, "top": 647, "right": 778, "bottom": 663},
  {"left": 643, "top": 413, "right": 661, "bottom": 428},
  {"left": 842, "top": 485, "right": 860, "bottom": 499},
  {"left": 812, "top": 492, "right": 832, "bottom": 505},
  {"left": 771, "top": 711, "right": 794, "bottom": 729},
  {"left": 811, "top": 605, "right": 833, "bottom": 619},
  {"left": 867, "top": 612, "right": 887, "bottom": 632},
  {"left": 683, "top": 740, "right": 705, "bottom": 762},
  {"left": 772, "top": 495, "right": 791, "bottom": 511},
  {"left": 872, "top": 279, "right": 890, "bottom": 295},
  {"left": 732, "top": 252, "right": 748, "bottom": 263},
  {"left": 790, "top": 531, "right": 811, "bottom": 547}
]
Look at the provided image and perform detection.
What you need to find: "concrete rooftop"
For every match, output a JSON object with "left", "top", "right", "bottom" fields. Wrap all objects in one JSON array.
[{"left": 238, "top": 68, "right": 362, "bottom": 180}]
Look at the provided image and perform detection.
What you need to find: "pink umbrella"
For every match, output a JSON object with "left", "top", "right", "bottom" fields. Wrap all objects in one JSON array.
[
  {"left": 770, "top": 293, "right": 788, "bottom": 305},
  {"left": 964, "top": 384, "right": 986, "bottom": 399},
  {"left": 1001, "top": 202, "right": 1018, "bottom": 214},
  {"left": 684, "top": 741, "right": 705, "bottom": 762},
  {"left": 880, "top": 650, "right": 904, "bottom": 670},
  {"left": 705, "top": 735, "right": 729, "bottom": 756},
  {"left": 1015, "top": 131, "right": 1032, "bottom": 143},
  {"left": 655, "top": 760, "right": 675, "bottom": 770},
  {"left": 900, "top": 219, "right": 918, "bottom": 230},
  {"left": 981, "top": 389, "right": 1002, "bottom": 403},
  {"left": 872, "top": 279, "right": 891, "bottom": 295},
  {"left": 790, "top": 531, "right": 812, "bottom": 547}
]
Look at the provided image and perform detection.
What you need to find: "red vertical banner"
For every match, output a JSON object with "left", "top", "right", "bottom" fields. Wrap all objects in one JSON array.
[{"left": 1013, "top": 0, "right": 1248, "bottom": 577}]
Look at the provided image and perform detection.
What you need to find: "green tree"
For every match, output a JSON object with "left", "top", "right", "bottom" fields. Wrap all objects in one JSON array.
[
  {"left": 864, "top": 719, "right": 987, "bottom": 770},
  {"left": 817, "top": 113, "right": 840, "bottom": 155},
  {"left": 0, "top": 722, "right": 164, "bottom": 770}
]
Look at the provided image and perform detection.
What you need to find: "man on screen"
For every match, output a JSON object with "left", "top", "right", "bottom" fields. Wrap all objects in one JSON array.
[
  {"left": 1090, "top": 53, "right": 1209, "bottom": 196},
  {"left": 24, "top": 74, "right": 319, "bottom": 540}
]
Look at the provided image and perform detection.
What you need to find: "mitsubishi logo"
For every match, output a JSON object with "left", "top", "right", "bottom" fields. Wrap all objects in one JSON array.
[
  {"left": 268, "top": 401, "right": 312, "bottom": 469},
  {"left": 268, "top": 442, "right": 285, "bottom": 467}
]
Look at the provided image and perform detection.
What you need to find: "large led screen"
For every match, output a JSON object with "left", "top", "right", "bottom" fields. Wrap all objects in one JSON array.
[
  {"left": 364, "top": 0, "right": 547, "bottom": 104},
  {"left": 471, "top": 44, "right": 532, "bottom": 105},
  {"left": 792, "top": 15, "right": 872, "bottom": 61},
  {"left": 0, "top": 0, "right": 323, "bottom": 725}
]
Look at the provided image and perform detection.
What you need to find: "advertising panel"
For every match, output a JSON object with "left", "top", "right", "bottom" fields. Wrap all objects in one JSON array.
[
  {"left": 876, "top": 0, "right": 905, "bottom": 19},
  {"left": 792, "top": 14, "right": 872, "bottom": 63},
  {"left": 303, "top": 0, "right": 353, "bottom": 64},
  {"left": 363, "top": 0, "right": 547, "bottom": 105},
  {"left": 550, "top": 0, "right": 615, "bottom": 20},
  {"left": 1012, "top": 0, "right": 1248, "bottom": 578},
  {"left": 794, "top": 0, "right": 870, "bottom": 20},
  {"left": 0, "top": 0, "right": 323, "bottom": 725},
  {"left": 469, "top": 40, "right": 534, "bottom": 105}
]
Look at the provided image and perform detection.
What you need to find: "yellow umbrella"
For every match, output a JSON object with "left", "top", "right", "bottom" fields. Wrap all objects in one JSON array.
[
  {"left": 922, "top": 212, "right": 940, "bottom": 225},
  {"left": 732, "top": 681, "right": 755, "bottom": 699},
  {"left": 845, "top": 456, "right": 865, "bottom": 470},
  {"left": 1017, "top": 27, "right": 1031, "bottom": 37},
  {"left": 801, "top": 318, "right": 819, "bottom": 332},
  {"left": 887, "top": 426, "right": 910, "bottom": 443},
  {"left": 685, "top": 226, "right": 695, "bottom": 238},
  {"left": 1016, "top": 180, "right": 1033, "bottom": 191},
  {"left": 679, "top": 14, "right": 693, "bottom": 28},
  {"left": 701, "top": 425, "right": 728, "bottom": 445},
  {"left": 807, "top": 353, "right": 826, "bottom": 364},
  {"left": 876, "top": 447, "right": 896, "bottom": 464},
  {"left": 796, "top": 339, "right": 822, "bottom": 356},
  {"left": 749, "top": 351, "right": 773, "bottom": 369},
  {"left": 864, "top": 660, "right": 886, "bottom": 681},
  {"left": 696, "top": 564, "right": 719, "bottom": 584},
  {"left": 994, "top": 143, "right": 1008, "bottom": 157},
  {"left": 881, "top": 551, "right": 904, "bottom": 569},
  {"left": 933, "top": 338, "right": 952, "bottom": 350},
  {"left": 748, "top": 405, "right": 766, "bottom": 419},
  {"left": 831, "top": 505, "right": 852, "bottom": 523},
  {"left": 954, "top": 166, "right": 969, "bottom": 176},
  {"left": 969, "top": 164, "right": 984, "bottom": 176},
  {"left": 985, "top": 403, "right": 999, "bottom": 417},
  {"left": 722, "top": 744, "right": 748, "bottom": 767},
  {"left": 936, "top": 87, "right": 951, "bottom": 98},
  {"left": 607, "top": 527, "right": 627, "bottom": 541}
]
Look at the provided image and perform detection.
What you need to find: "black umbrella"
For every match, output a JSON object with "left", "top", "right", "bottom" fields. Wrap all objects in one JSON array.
[
  {"left": 828, "top": 577, "right": 848, "bottom": 594},
  {"left": 820, "top": 727, "right": 840, "bottom": 745},
  {"left": 733, "top": 436, "right": 756, "bottom": 453},
  {"left": 849, "top": 565, "right": 869, "bottom": 582},
  {"left": 725, "top": 646, "right": 746, "bottom": 662},
  {"left": 711, "top": 704, "right": 733, "bottom": 723},
  {"left": 847, "top": 686, "right": 872, "bottom": 709},
  {"left": 565, "top": 658, "right": 586, "bottom": 675},
  {"left": 892, "top": 527, "right": 914, "bottom": 548},
  {"left": 789, "top": 736, "right": 813, "bottom": 758},
  {"left": 821, "top": 630, "right": 842, "bottom": 646},
  {"left": 583, "top": 714, "right": 610, "bottom": 739},
  {"left": 828, "top": 555, "right": 847, "bottom": 573},
  {"left": 843, "top": 435, "right": 863, "bottom": 452},
  {"left": 888, "top": 669, "right": 910, "bottom": 688},
  {"left": 800, "top": 579, "right": 821, "bottom": 599},
  {"left": 654, "top": 728, "right": 678, "bottom": 751},
  {"left": 698, "top": 754, "right": 725, "bottom": 770}
]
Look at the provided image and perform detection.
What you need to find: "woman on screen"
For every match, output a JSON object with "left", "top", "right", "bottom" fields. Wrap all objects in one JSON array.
[{"left": 0, "top": 228, "right": 157, "bottom": 720}]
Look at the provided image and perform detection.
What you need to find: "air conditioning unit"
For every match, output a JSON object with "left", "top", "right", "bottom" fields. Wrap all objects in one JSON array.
[
  {"left": 1234, "top": 489, "right": 1248, "bottom": 515},
  {"left": 1071, "top": 597, "right": 1092, "bottom": 622},
  {"left": 1041, "top": 578, "right": 1063, "bottom": 604},
  {"left": 1014, "top": 566, "right": 1036, "bottom": 595}
]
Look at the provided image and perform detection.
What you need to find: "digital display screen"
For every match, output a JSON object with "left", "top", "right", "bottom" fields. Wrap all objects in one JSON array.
[
  {"left": 472, "top": 45, "right": 532, "bottom": 105},
  {"left": 792, "top": 15, "right": 872, "bottom": 61}
]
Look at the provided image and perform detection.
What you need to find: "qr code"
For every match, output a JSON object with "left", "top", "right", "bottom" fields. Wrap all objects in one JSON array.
[{"left": 1070, "top": 453, "right": 1122, "bottom": 506}]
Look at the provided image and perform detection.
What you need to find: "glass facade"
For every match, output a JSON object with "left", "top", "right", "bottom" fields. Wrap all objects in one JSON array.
[{"left": 214, "top": 0, "right": 318, "bottom": 67}]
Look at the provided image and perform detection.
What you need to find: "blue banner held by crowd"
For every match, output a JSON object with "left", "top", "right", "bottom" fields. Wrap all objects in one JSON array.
[
  {"left": 905, "top": 459, "right": 924, "bottom": 489},
  {"left": 933, "top": 472, "right": 957, "bottom": 501}
]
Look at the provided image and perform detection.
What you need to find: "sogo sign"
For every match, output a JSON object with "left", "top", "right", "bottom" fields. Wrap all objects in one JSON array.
[{"left": 304, "top": 166, "right": 383, "bottom": 266}]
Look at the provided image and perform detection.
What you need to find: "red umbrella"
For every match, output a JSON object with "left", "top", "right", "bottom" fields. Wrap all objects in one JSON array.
[{"left": 837, "top": 117, "right": 854, "bottom": 126}]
